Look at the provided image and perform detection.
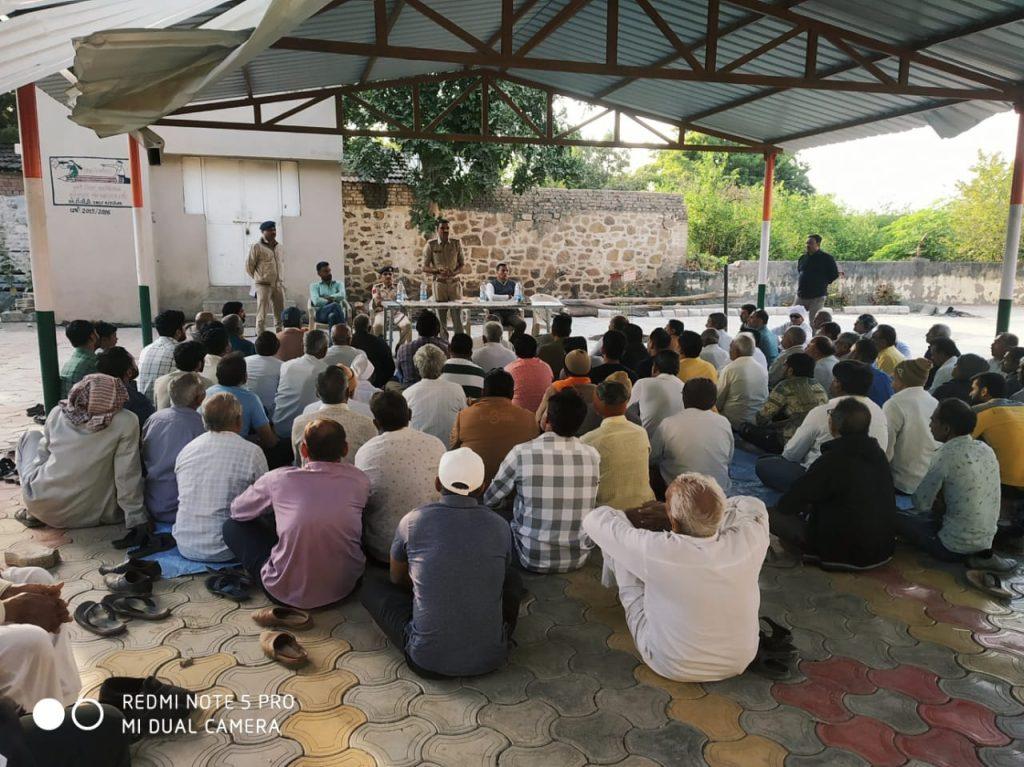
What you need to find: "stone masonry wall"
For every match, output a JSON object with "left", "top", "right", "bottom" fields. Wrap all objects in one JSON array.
[
  {"left": 342, "top": 183, "right": 688, "bottom": 301},
  {"left": 0, "top": 172, "right": 29, "bottom": 276}
]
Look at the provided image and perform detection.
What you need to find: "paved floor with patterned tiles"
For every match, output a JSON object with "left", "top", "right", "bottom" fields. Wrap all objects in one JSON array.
[{"left": 0, "top": 321, "right": 1022, "bottom": 767}]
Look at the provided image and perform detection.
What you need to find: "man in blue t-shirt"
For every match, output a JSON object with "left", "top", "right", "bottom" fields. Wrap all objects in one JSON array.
[
  {"left": 360, "top": 447, "right": 523, "bottom": 677},
  {"left": 204, "top": 353, "right": 278, "bottom": 451}
]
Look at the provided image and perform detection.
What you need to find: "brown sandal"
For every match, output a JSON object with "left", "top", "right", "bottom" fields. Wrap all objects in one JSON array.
[
  {"left": 252, "top": 606, "right": 313, "bottom": 630},
  {"left": 260, "top": 630, "right": 309, "bottom": 668}
]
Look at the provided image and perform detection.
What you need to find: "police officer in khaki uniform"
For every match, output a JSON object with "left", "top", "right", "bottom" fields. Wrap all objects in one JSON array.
[
  {"left": 421, "top": 218, "right": 465, "bottom": 336},
  {"left": 245, "top": 220, "right": 285, "bottom": 334}
]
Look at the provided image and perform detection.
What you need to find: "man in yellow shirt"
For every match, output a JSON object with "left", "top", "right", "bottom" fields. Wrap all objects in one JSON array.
[
  {"left": 970, "top": 372, "right": 1024, "bottom": 490},
  {"left": 872, "top": 325, "right": 905, "bottom": 376},
  {"left": 677, "top": 330, "right": 718, "bottom": 384},
  {"left": 581, "top": 380, "right": 656, "bottom": 510}
]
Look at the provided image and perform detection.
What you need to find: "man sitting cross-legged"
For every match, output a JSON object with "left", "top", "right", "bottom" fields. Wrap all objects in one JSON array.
[
  {"left": 403, "top": 344, "right": 467, "bottom": 443},
  {"left": 154, "top": 340, "right": 212, "bottom": 410},
  {"left": 355, "top": 391, "right": 446, "bottom": 564},
  {"left": 244, "top": 331, "right": 283, "bottom": 417},
  {"left": 716, "top": 334, "right": 768, "bottom": 429},
  {"left": 884, "top": 358, "right": 939, "bottom": 494},
  {"left": 756, "top": 360, "right": 888, "bottom": 493},
  {"left": 582, "top": 473, "right": 769, "bottom": 682},
  {"left": 18, "top": 374, "right": 146, "bottom": 530},
  {"left": 931, "top": 353, "right": 989, "bottom": 404},
  {"left": 206, "top": 353, "right": 278, "bottom": 450},
  {"left": 895, "top": 398, "right": 1001, "bottom": 564},
  {"left": 225, "top": 419, "right": 370, "bottom": 608},
  {"left": 142, "top": 372, "right": 206, "bottom": 524},
  {"left": 484, "top": 389, "right": 600, "bottom": 572},
  {"left": 441, "top": 332, "right": 486, "bottom": 399},
  {"left": 174, "top": 392, "right": 268, "bottom": 562},
  {"left": 652, "top": 378, "right": 734, "bottom": 494},
  {"left": 627, "top": 349, "right": 683, "bottom": 438},
  {"left": 273, "top": 328, "right": 330, "bottom": 441},
  {"left": 534, "top": 349, "right": 601, "bottom": 436},
  {"left": 848, "top": 339, "right": 894, "bottom": 408},
  {"left": 291, "top": 365, "right": 377, "bottom": 464},
  {"left": 742, "top": 352, "right": 827, "bottom": 455},
  {"left": 360, "top": 447, "right": 523, "bottom": 678},
  {"left": 768, "top": 326, "right": 808, "bottom": 389},
  {"left": 770, "top": 397, "right": 896, "bottom": 571},
  {"left": 582, "top": 380, "right": 656, "bottom": 511}
]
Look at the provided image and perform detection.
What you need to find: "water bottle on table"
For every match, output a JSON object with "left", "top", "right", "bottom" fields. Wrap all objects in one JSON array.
[
  {"left": 514, "top": 282, "right": 523, "bottom": 303},
  {"left": 396, "top": 280, "right": 407, "bottom": 303},
  {"left": 419, "top": 282, "right": 427, "bottom": 302}
]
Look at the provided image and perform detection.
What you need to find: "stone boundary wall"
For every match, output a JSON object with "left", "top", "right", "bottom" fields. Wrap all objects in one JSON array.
[
  {"left": 0, "top": 171, "right": 29, "bottom": 276},
  {"left": 716, "top": 258, "right": 1024, "bottom": 307},
  {"left": 342, "top": 182, "right": 688, "bottom": 301}
]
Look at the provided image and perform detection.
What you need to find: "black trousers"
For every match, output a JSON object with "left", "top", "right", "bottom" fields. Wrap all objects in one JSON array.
[
  {"left": 222, "top": 516, "right": 279, "bottom": 599},
  {"left": 359, "top": 569, "right": 524, "bottom": 678},
  {"left": 0, "top": 703, "right": 130, "bottom": 767}
]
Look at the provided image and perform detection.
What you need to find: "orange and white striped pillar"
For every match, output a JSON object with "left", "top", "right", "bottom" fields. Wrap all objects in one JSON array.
[
  {"left": 998, "top": 108, "right": 1024, "bottom": 334},
  {"left": 16, "top": 85, "right": 61, "bottom": 410},
  {"left": 756, "top": 150, "right": 776, "bottom": 310},
  {"left": 128, "top": 135, "right": 155, "bottom": 345}
]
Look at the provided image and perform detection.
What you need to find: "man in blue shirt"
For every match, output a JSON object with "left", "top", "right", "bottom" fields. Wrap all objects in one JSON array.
[
  {"left": 309, "top": 260, "right": 347, "bottom": 327},
  {"left": 360, "top": 447, "right": 523, "bottom": 677},
  {"left": 205, "top": 353, "right": 278, "bottom": 451},
  {"left": 850, "top": 339, "right": 894, "bottom": 407}
]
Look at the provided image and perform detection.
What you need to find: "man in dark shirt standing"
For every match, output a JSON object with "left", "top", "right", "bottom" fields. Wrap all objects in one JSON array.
[{"left": 796, "top": 234, "right": 839, "bottom": 322}]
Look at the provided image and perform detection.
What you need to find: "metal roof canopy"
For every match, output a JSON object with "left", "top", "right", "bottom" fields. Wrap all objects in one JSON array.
[{"left": 118, "top": 0, "right": 1024, "bottom": 154}]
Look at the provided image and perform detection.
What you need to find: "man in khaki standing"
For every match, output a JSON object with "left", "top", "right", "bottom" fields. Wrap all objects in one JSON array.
[
  {"left": 246, "top": 220, "right": 285, "bottom": 335},
  {"left": 422, "top": 218, "right": 465, "bottom": 336}
]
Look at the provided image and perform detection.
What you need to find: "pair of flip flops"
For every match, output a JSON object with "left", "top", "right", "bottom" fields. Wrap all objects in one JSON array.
[
  {"left": 747, "top": 617, "right": 799, "bottom": 680},
  {"left": 260, "top": 630, "right": 309, "bottom": 668},
  {"left": 205, "top": 568, "right": 253, "bottom": 601},
  {"left": 74, "top": 595, "right": 171, "bottom": 637}
]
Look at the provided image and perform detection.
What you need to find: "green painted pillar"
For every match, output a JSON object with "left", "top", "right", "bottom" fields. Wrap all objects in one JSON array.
[
  {"left": 139, "top": 284, "right": 153, "bottom": 347},
  {"left": 36, "top": 310, "right": 60, "bottom": 411},
  {"left": 757, "top": 283, "right": 767, "bottom": 310}
]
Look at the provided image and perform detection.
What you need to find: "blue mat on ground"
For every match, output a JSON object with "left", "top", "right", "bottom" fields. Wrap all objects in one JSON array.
[
  {"left": 131, "top": 523, "right": 240, "bottom": 579},
  {"left": 728, "top": 448, "right": 916, "bottom": 511}
]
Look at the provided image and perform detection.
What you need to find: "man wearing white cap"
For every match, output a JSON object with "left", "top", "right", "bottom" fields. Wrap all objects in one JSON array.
[{"left": 359, "top": 447, "right": 523, "bottom": 677}]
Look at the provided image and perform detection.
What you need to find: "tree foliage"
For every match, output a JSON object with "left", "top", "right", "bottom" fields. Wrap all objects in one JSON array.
[
  {"left": 948, "top": 151, "right": 1014, "bottom": 262},
  {"left": 0, "top": 92, "right": 17, "bottom": 145}
]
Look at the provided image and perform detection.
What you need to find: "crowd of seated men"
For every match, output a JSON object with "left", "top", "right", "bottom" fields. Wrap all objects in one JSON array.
[{"left": 5, "top": 296, "right": 1022, "bottom": 750}]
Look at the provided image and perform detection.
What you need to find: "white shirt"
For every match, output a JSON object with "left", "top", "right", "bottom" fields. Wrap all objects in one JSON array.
[
  {"left": 473, "top": 342, "right": 517, "bottom": 371},
  {"left": 173, "top": 431, "right": 268, "bottom": 562},
  {"left": 883, "top": 386, "right": 939, "bottom": 494},
  {"left": 303, "top": 398, "right": 374, "bottom": 420},
  {"left": 813, "top": 355, "right": 838, "bottom": 392},
  {"left": 628, "top": 374, "right": 684, "bottom": 437},
  {"left": 782, "top": 395, "right": 889, "bottom": 468},
  {"left": 323, "top": 344, "right": 373, "bottom": 376},
  {"left": 700, "top": 344, "right": 730, "bottom": 372},
  {"left": 929, "top": 356, "right": 957, "bottom": 394},
  {"left": 244, "top": 354, "right": 283, "bottom": 415},
  {"left": 651, "top": 408, "right": 734, "bottom": 492},
  {"left": 402, "top": 378, "right": 467, "bottom": 444},
  {"left": 715, "top": 330, "right": 733, "bottom": 351},
  {"left": 273, "top": 354, "right": 329, "bottom": 437},
  {"left": 716, "top": 357, "right": 768, "bottom": 428},
  {"left": 582, "top": 498, "right": 769, "bottom": 682}
]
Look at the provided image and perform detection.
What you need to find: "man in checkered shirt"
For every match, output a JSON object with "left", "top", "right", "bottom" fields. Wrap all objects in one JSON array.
[
  {"left": 484, "top": 389, "right": 600, "bottom": 572},
  {"left": 138, "top": 310, "right": 186, "bottom": 402},
  {"left": 396, "top": 310, "right": 449, "bottom": 385}
]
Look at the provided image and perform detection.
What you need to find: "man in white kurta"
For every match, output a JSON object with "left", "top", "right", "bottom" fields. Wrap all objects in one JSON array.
[{"left": 583, "top": 474, "right": 769, "bottom": 682}]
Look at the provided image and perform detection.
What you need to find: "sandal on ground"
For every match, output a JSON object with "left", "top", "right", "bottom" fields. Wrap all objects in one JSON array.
[
  {"left": 13, "top": 508, "right": 43, "bottom": 529},
  {"left": 758, "top": 616, "right": 796, "bottom": 657},
  {"left": 25, "top": 404, "right": 44, "bottom": 418},
  {"left": 99, "top": 557, "right": 162, "bottom": 579},
  {"left": 965, "top": 569, "right": 1014, "bottom": 600},
  {"left": 74, "top": 601, "right": 127, "bottom": 637},
  {"left": 966, "top": 553, "right": 1017, "bottom": 573},
  {"left": 101, "top": 594, "right": 170, "bottom": 621},
  {"left": 103, "top": 570, "right": 154, "bottom": 596},
  {"left": 252, "top": 606, "right": 312, "bottom": 630},
  {"left": 0, "top": 458, "right": 15, "bottom": 478},
  {"left": 260, "top": 630, "right": 308, "bottom": 668},
  {"left": 205, "top": 572, "right": 251, "bottom": 601},
  {"left": 747, "top": 652, "right": 795, "bottom": 680}
]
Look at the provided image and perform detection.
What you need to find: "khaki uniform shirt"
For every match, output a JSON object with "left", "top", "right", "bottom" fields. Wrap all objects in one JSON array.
[
  {"left": 422, "top": 238, "right": 464, "bottom": 283},
  {"left": 246, "top": 239, "right": 283, "bottom": 286},
  {"left": 371, "top": 281, "right": 399, "bottom": 311}
]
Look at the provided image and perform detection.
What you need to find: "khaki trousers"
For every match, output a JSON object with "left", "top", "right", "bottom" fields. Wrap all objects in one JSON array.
[
  {"left": 255, "top": 283, "right": 285, "bottom": 334},
  {"left": 373, "top": 312, "right": 412, "bottom": 347},
  {"left": 433, "top": 280, "right": 464, "bottom": 335}
]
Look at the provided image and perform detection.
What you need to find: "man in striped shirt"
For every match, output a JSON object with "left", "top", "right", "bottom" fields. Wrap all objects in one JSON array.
[{"left": 441, "top": 333, "right": 485, "bottom": 399}]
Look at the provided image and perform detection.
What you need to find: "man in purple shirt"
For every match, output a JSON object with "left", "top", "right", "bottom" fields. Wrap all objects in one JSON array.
[{"left": 223, "top": 419, "right": 370, "bottom": 609}]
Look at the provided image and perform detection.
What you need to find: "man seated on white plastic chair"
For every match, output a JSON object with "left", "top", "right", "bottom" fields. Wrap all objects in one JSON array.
[{"left": 310, "top": 260, "right": 347, "bottom": 328}]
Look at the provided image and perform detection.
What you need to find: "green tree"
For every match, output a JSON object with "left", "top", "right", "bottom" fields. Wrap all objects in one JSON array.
[
  {"left": 551, "top": 143, "right": 631, "bottom": 190},
  {"left": 870, "top": 207, "right": 956, "bottom": 261},
  {"left": 948, "top": 151, "right": 1017, "bottom": 262},
  {"left": 683, "top": 136, "right": 815, "bottom": 195},
  {"left": 0, "top": 92, "right": 16, "bottom": 145}
]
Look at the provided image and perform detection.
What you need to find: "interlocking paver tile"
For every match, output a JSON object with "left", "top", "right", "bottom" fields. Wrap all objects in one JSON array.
[
  {"left": 786, "top": 625, "right": 829, "bottom": 663},
  {"left": 522, "top": 573, "right": 569, "bottom": 601},
  {"left": 512, "top": 639, "right": 575, "bottom": 678},
  {"left": 940, "top": 673, "right": 1024, "bottom": 716},
  {"left": 919, "top": 699, "right": 1012, "bottom": 746},
  {"left": 634, "top": 664, "right": 706, "bottom": 700},
  {"left": 565, "top": 574, "right": 619, "bottom": 608},
  {"left": 844, "top": 688, "right": 929, "bottom": 734},
  {"left": 595, "top": 684, "right": 670, "bottom": 729},
  {"left": 212, "top": 702, "right": 294, "bottom": 745},
  {"left": 866, "top": 663, "right": 949, "bottom": 704},
  {"left": 513, "top": 612, "right": 555, "bottom": 644},
  {"left": 206, "top": 736, "right": 304, "bottom": 766},
  {"left": 705, "top": 673, "right": 779, "bottom": 712},
  {"left": 464, "top": 664, "right": 536, "bottom": 704},
  {"left": 526, "top": 673, "right": 600, "bottom": 716},
  {"left": 845, "top": 615, "right": 918, "bottom": 647},
  {"left": 801, "top": 656, "right": 875, "bottom": 694},
  {"left": 97, "top": 645, "right": 179, "bottom": 677},
  {"left": 911, "top": 622, "right": 985, "bottom": 655},
  {"left": 130, "top": 733, "right": 231, "bottom": 767},
  {"left": 606, "top": 630, "right": 641, "bottom": 658},
  {"left": 158, "top": 652, "right": 237, "bottom": 691},
  {"left": 529, "top": 595, "right": 587, "bottom": 626},
  {"left": 420, "top": 727, "right": 510, "bottom": 767},
  {"left": 704, "top": 734, "right": 788, "bottom": 767},
  {"left": 176, "top": 599, "right": 240, "bottom": 629},
  {"left": 668, "top": 693, "right": 745, "bottom": 741},
  {"left": 890, "top": 642, "right": 968, "bottom": 680},
  {"left": 331, "top": 617, "right": 389, "bottom": 651},
  {"left": 343, "top": 678, "right": 421, "bottom": 722},
  {"left": 740, "top": 705, "right": 824, "bottom": 755},
  {"left": 823, "top": 633, "right": 898, "bottom": 670},
  {"left": 552, "top": 710, "right": 630, "bottom": 764},
  {"left": 280, "top": 707, "right": 366, "bottom": 756},
  {"left": 548, "top": 622, "right": 614, "bottom": 652},
  {"left": 895, "top": 727, "right": 986, "bottom": 767},
  {"left": 216, "top": 662, "right": 293, "bottom": 699},
  {"left": 585, "top": 604, "right": 629, "bottom": 633},
  {"left": 975, "top": 629, "right": 1024, "bottom": 655},
  {"left": 349, "top": 716, "right": 436, "bottom": 767},
  {"left": 478, "top": 699, "right": 558, "bottom": 747},
  {"left": 979, "top": 741, "right": 1024, "bottom": 767},
  {"left": 295, "top": 638, "right": 351, "bottom": 675},
  {"left": 408, "top": 688, "right": 488, "bottom": 735},
  {"left": 280, "top": 669, "right": 359, "bottom": 712},
  {"left": 290, "top": 748, "right": 375, "bottom": 766},
  {"left": 396, "top": 662, "right": 464, "bottom": 694},
  {"left": 817, "top": 715, "right": 904, "bottom": 767},
  {"left": 772, "top": 679, "right": 851, "bottom": 724},
  {"left": 73, "top": 636, "right": 124, "bottom": 668},
  {"left": 783, "top": 747, "right": 870, "bottom": 767},
  {"left": 785, "top": 608, "right": 853, "bottom": 640},
  {"left": 624, "top": 719, "right": 707, "bottom": 765},
  {"left": 220, "top": 634, "right": 273, "bottom": 666},
  {"left": 336, "top": 649, "right": 404, "bottom": 685},
  {"left": 120, "top": 617, "right": 186, "bottom": 651},
  {"left": 164, "top": 624, "right": 238, "bottom": 656},
  {"left": 570, "top": 650, "right": 639, "bottom": 689},
  {"left": 498, "top": 742, "right": 588, "bottom": 767},
  {"left": 958, "top": 650, "right": 1024, "bottom": 687}
]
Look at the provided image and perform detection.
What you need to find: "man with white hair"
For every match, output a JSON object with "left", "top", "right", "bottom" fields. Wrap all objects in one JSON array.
[
  {"left": 402, "top": 344, "right": 467, "bottom": 443},
  {"left": 583, "top": 473, "right": 769, "bottom": 682},
  {"left": 273, "top": 329, "right": 329, "bottom": 439},
  {"left": 473, "top": 321, "right": 517, "bottom": 371},
  {"left": 716, "top": 334, "right": 768, "bottom": 428},
  {"left": 142, "top": 372, "right": 207, "bottom": 523},
  {"left": 699, "top": 329, "right": 730, "bottom": 372}
]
